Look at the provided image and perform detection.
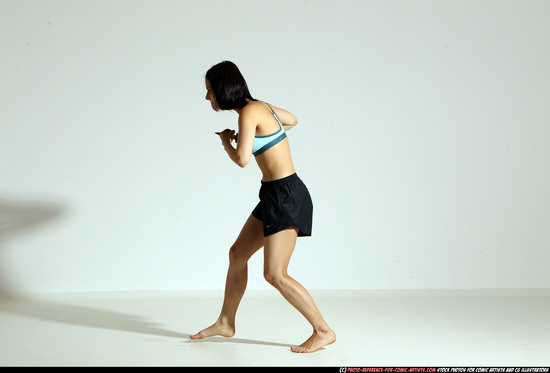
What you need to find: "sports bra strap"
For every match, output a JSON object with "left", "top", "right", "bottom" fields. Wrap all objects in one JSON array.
[{"left": 259, "top": 101, "right": 283, "bottom": 127}]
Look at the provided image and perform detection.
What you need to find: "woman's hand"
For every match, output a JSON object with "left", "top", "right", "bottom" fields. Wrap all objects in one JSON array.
[{"left": 219, "top": 129, "right": 236, "bottom": 146}]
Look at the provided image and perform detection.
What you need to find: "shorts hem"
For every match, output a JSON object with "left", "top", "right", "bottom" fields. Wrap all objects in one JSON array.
[{"left": 264, "top": 225, "right": 312, "bottom": 238}]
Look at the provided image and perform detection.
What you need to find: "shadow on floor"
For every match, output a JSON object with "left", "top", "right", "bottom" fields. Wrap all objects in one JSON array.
[
  {"left": 0, "top": 294, "right": 188, "bottom": 339},
  {"left": 0, "top": 294, "right": 292, "bottom": 348}
]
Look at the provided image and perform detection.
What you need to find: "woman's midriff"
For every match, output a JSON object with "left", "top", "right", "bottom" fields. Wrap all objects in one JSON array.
[{"left": 255, "top": 138, "right": 295, "bottom": 182}]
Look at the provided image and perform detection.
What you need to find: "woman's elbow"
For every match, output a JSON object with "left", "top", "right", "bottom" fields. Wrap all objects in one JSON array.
[
  {"left": 236, "top": 155, "right": 251, "bottom": 168},
  {"left": 284, "top": 118, "right": 297, "bottom": 131},
  {"left": 291, "top": 116, "right": 298, "bottom": 127}
]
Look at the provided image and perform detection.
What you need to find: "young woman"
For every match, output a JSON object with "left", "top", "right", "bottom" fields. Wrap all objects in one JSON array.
[{"left": 190, "top": 61, "right": 335, "bottom": 353}]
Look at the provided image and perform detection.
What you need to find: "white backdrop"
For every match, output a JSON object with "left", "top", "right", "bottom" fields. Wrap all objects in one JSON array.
[{"left": 1, "top": 0, "right": 549, "bottom": 293}]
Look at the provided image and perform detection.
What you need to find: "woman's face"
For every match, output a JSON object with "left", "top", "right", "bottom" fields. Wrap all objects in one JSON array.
[{"left": 205, "top": 79, "right": 219, "bottom": 111}]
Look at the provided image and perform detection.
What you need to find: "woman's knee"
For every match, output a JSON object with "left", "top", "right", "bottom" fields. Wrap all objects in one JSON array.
[
  {"left": 263, "top": 268, "right": 287, "bottom": 288},
  {"left": 229, "top": 244, "right": 249, "bottom": 264}
]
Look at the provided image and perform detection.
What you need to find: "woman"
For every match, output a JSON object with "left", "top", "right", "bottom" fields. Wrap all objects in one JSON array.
[{"left": 190, "top": 61, "right": 335, "bottom": 353}]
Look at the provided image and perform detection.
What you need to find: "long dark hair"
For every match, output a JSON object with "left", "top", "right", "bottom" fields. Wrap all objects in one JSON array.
[{"left": 205, "top": 61, "right": 256, "bottom": 110}]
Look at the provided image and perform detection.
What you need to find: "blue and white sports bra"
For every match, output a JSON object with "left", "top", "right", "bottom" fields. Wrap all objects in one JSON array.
[{"left": 252, "top": 103, "right": 287, "bottom": 157}]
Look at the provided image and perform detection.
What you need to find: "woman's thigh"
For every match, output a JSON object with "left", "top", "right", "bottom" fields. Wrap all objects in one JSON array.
[
  {"left": 229, "top": 214, "right": 265, "bottom": 262},
  {"left": 263, "top": 228, "right": 299, "bottom": 276}
]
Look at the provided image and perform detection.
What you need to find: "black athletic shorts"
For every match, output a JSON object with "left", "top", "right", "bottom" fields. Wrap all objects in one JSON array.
[{"left": 251, "top": 173, "right": 313, "bottom": 237}]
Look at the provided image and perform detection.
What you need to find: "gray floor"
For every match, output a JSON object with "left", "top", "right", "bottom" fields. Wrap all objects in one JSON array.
[{"left": 1, "top": 289, "right": 549, "bottom": 366}]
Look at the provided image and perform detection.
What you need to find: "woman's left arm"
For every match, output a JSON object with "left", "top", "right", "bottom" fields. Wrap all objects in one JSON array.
[{"left": 271, "top": 105, "right": 298, "bottom": 131}]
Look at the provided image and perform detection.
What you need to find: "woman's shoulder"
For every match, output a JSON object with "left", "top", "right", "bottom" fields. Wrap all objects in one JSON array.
[
  {"left": 246, "top": 99, "right": 270, "bottom": 109},
  {"left": 241, "top": 100, "right": 271, "bottom": 116}
]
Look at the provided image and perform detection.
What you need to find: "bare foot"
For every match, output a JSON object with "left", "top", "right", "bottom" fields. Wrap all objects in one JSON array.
[
  {"left": 290, "top": 329, "right": 336, "bottom": 353},
  {"left": 189, "top": 320, "right": 235, "bottom": 340}
]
